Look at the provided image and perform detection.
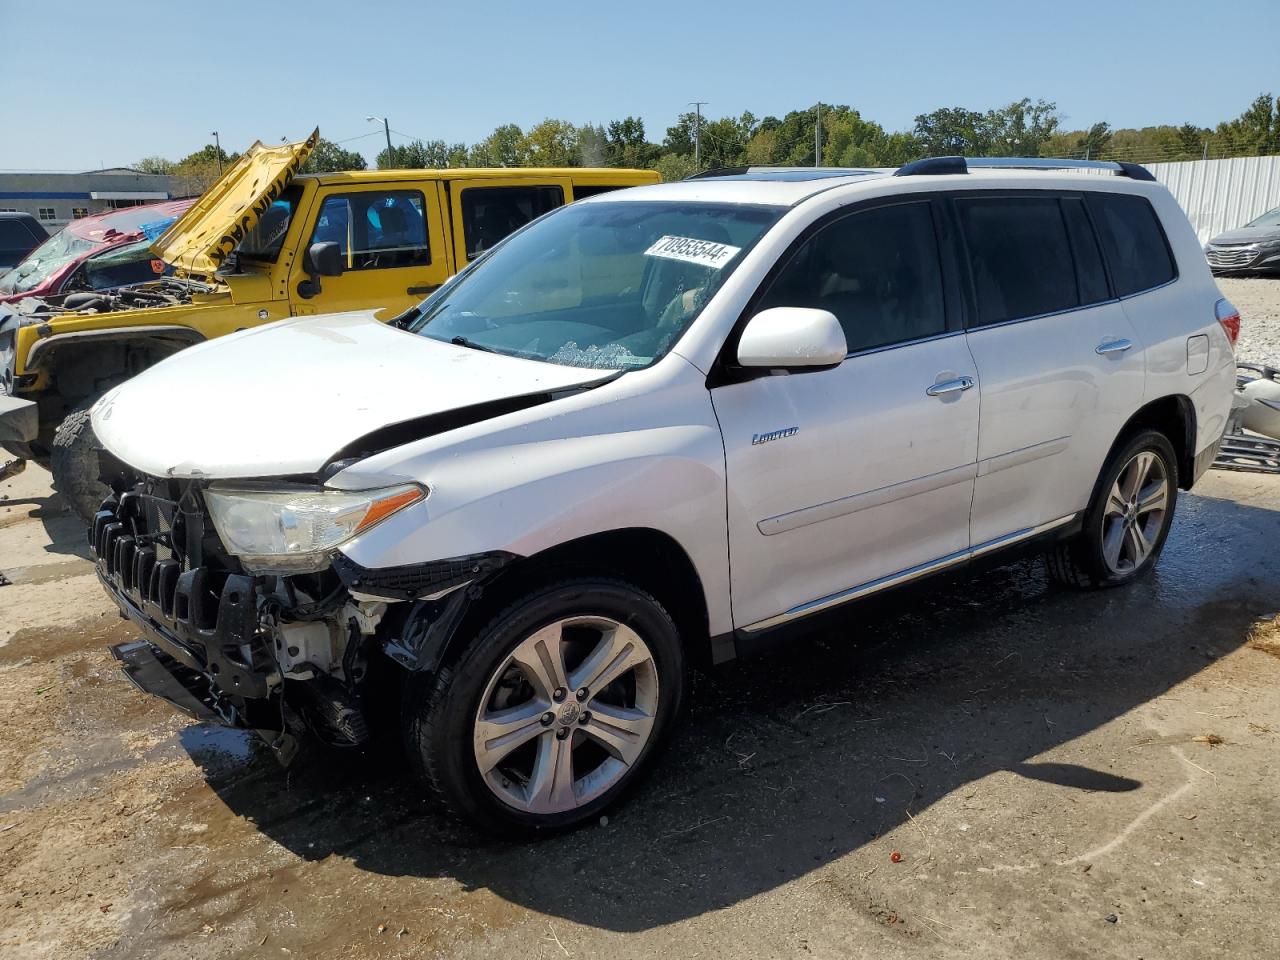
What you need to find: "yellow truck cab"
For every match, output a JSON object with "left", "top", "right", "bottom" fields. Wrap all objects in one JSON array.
[{"left": 0, "top": 131, "right": 658, "bottom": 519}]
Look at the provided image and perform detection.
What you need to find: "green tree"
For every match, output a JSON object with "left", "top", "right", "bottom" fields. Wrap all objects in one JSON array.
[
  {"left": 604, "top": 117, "right": 657, "bottom": 168},
  {"left": 579, "top": 123, "right": 608, "bottom": 166},
  {"left": 913, "top": 106, "right": 990, "bottom": 155},
  {"left": 663, "top": 112, "right": 700, "bottom": 157},
  {"left": 302, "top": 138, "right": 367, "bottom": 173},
  {"left": 988, "top": 98, "right": 1061, "bottom": 156},
  {"left": 1212, "top": 92, "right": 1279, "bottom": 156},
  {"left": 524, "top": 119, "right": 581, "bottom": 166},
  {"left": 652, "top": 153, "right": 698, "bottom": 182},
  {"left": 172, "top": 142, "right": 239, "bottom": 195},
  {"left": 133, "top": 156, "right": 175, "bottom": 174},
  {"left": 468, "top": 124, "right": 529, "bottom": 166}
]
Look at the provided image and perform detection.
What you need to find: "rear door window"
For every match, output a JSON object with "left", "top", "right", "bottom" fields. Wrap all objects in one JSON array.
[
  {"left": 957, "top": 197, "right": 1079, "bottom": 326},
  {"left": 460, "top": 185, "right": 564, "bottom": 260},
  {"left": 1086, "top": 193, "right": 1176, "bottom": 296}
]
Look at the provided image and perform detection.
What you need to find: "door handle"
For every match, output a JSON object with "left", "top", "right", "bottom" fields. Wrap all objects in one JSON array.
[
  {"left": 926, "top": 376, "right": 975, "bottom": 398},
  {"left": 1096, "top": 338, "right": 1133, "bottom": 355},
  {"left": 407, "top": 284, "right": 440, "bottom": 296}
]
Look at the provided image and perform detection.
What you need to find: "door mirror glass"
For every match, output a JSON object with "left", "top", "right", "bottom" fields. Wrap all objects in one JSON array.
[
  {"left": 737, "top": 307, "right": 847, "bottom": 368},
  {"left": 305, "top": 241, "right": 344, "bottom": 277}
]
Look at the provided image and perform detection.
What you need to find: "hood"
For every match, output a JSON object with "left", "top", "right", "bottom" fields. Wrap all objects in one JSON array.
[
  {"left": 149, "top": 130, "right": 318, "bottom": 277},
  {"left": 1207, "top": 225, "right": 1280, "bottom": 246},
  {"left": 91, "top": 311, "right": 612, "bottom": 479}
]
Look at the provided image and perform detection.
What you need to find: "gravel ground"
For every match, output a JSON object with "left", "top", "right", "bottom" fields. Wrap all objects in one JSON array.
[{"left": 1217, "top": 276, "right": 1280, "bottom": 367}]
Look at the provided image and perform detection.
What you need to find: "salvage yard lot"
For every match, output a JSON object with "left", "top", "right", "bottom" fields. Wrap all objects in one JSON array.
[{"left": 2, "top": 283, "right": 1280, "bottom": 960}]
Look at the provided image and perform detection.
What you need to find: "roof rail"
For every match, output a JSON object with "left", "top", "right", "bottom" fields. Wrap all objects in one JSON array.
[{"left": 894, "top": 156, "right": 1157, "bottom": 182}]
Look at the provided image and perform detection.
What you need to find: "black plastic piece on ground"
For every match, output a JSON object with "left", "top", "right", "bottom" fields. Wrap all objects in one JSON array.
[{"left": 111, "top": 639, "right": 223, "bottom": 722}]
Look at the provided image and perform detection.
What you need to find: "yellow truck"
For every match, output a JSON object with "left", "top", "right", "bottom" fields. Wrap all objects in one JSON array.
[{"left": 0, "top": 130, "right": 658, "bottom": 520}]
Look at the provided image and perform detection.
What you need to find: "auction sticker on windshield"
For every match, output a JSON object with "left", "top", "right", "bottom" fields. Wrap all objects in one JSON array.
[{"left": 645, "top": 235, "right": 742, "bottom": 269}]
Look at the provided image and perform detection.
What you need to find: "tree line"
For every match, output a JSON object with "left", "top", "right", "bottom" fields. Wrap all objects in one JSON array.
[{"left": 136, "top": 91, "right": 1280, "bottom": 189}]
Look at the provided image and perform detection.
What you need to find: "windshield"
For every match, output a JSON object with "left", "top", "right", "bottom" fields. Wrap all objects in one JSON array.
[
  {"left": 411, "top": 200, "right": 783, "bottom": 369},
  {"left": 66, "top": 239, "right": 170, "bottom": 292},
  {"left": 0, "top": 229, "right": 97, "bottom": 295},
  {"left": 1246, "top": 206, "right": 1280, "bottom": 229},
  {"left": 234, "top": 186, "right": 302, "bottom": 262}
]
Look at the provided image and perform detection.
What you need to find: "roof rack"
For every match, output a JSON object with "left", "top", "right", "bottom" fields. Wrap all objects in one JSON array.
[{"left": 894, "top": 156, "right": 1157, "bottom": 182}]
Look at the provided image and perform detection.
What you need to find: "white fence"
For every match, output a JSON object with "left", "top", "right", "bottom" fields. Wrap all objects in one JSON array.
[{"left": 1146, "top": 156, "right": 1280, "bottom": 243}]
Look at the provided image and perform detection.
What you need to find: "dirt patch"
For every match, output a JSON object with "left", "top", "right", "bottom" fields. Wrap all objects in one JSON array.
[{"left": 1247, "top": 613, "right": 1280, "bottom": 659}]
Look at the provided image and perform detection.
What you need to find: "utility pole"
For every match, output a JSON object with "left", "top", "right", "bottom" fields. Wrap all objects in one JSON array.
[
  {"left": 815, "top": 102, "right": 822, "bottom": 167},
  {"left": 367, "top": 116, "right": 393, "bottom": 161},
  {"left": 210, "top": 131, "right": 222, "bottom": 174},
  {"left": 689, "top": 101, "right": 708, "bottom": 169}
]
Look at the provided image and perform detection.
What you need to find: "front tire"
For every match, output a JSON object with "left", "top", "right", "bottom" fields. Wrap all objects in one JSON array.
[
  {"left": 1047, "top": 429, "right": 1178, "bottom": 588},
  {"left": 50, "top": 399, "right": 111, "bottom": 526},
  {"left": 404, "top": 577, "right": 685, "bottom": 835}
]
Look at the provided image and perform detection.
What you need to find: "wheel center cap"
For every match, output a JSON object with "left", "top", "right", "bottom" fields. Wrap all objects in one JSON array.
[{"left": 557, "top": 702, "right": 580, "bottom": 726}]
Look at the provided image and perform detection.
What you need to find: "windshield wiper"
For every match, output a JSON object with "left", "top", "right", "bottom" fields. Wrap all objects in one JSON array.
[{"left": 450, "top": 335, "right": 499, "bottom": 354}]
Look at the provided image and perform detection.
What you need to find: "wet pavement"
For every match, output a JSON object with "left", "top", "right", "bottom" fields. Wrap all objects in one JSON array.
[{"left": 1, "top": 465, "right": 1278, "bottom": 959}]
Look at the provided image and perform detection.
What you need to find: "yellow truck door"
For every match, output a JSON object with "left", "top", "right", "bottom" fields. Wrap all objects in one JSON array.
[
  {"left": 446, "top": 178, "right": 573, "bottom": 269},
  {"left": 288, "top": 181, "right": 449, "bottom": 319}
]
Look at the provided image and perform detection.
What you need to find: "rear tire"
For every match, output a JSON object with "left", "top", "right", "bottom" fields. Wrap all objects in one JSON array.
[
  {"left": 403, "top": 577, "right": 685, "bottom": 836},
  {"left": 1047, "top": 429, "right": 1178, "bottom": 589},
  {"left": 50, "top": 399, "right": 110, "bottom": 526}
]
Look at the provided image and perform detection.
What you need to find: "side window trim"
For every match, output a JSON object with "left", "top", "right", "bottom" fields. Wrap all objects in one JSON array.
[{"left": 1072, "top": 192, "right": 1117, "bottom": 300}]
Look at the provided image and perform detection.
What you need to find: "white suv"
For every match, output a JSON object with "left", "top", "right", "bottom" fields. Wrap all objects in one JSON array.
[{"left": 89, "top": 157, "right": 1238, "bottom": 834}]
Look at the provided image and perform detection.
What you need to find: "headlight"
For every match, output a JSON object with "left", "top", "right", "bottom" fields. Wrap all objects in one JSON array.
[
  {"left": 204, "top": 483, "right": 426, "bottom": 574},
  {"left": 1258, "top": 238, "right": 1280, "bottom": 250}
]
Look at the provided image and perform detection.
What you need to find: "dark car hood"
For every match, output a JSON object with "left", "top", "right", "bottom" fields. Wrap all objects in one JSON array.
[{"left": 1208, "top": 225, "right": 1280, "bottom": 246}]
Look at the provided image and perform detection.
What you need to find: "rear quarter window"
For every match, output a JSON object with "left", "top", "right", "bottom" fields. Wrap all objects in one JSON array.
[{"left": 1086, "top": 193, "right": 1176, "bottom": 297}]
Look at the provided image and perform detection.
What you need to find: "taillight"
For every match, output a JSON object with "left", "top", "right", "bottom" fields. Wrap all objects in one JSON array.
[{"left": 1215, "top": 298, "right": 1241, "bottom": 347}]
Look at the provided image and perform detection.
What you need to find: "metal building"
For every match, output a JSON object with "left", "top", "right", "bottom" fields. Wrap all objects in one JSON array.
[
  {"left": 1148, "top": 155, "right": 1280, "bottom": 243},
  {"left": 0, "top": 168, "right": 181, "bottom": 230}
]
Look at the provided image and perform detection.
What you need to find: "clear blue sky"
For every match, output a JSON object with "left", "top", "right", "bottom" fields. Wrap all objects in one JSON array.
[{"left": 2, "top": 0, "right": 1277, "bottom": 170}]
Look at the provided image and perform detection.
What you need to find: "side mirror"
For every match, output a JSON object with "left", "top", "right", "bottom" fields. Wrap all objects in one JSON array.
[
  {"left": 305, "top": 241, "right": 343, "bottom": 277},
  {"left": 297, "top": 242, "right": 343, "bottom": 300},
  {"left": 737, "top": 307, "right": 847, "bottom": 369}
]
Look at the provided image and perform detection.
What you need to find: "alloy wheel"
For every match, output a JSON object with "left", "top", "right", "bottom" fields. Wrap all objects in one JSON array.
[
  {"left": 1101, "top": 450, "right": 1169, "bottom": 576},
  {"left": 472, "top": 616, "right": 659, "bottom": 815}
]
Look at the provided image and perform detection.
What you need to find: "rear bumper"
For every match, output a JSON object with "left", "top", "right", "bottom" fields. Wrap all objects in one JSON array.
[
  {"left": 1192, "top": 434, "right": 1223, "bottom": 486},
  {"left": 0, "top": 393, "right": 37, "bottom": 444}
]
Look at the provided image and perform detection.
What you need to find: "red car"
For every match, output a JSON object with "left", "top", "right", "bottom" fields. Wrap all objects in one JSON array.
[{"left": 0, "top": 199, "right": 194, "bottom": 304}]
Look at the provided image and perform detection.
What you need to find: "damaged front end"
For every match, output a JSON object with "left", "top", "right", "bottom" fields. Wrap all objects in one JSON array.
[{"left": 91, "top": 476, "right": 511, "bottom": 760}]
